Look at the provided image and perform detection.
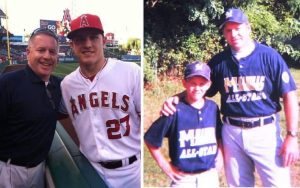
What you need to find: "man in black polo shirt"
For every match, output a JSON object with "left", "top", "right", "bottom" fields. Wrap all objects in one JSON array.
[{"left": 0, "top": 28, "right": 61, "bottom": 188}]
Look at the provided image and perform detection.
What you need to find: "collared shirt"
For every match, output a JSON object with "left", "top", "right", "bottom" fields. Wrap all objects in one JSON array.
[{"left": 0, "top": 65, "right": 62, "bottom": 166}]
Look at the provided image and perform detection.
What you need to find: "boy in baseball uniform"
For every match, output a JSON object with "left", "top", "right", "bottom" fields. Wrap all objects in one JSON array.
[{"left": 144, "top": 61, "right": 223, "bottom": 187}]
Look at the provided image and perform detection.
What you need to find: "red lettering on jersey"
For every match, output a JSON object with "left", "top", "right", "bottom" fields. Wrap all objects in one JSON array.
[
  {"left": 78, "top": 94, "right": 86, "bottom": 110},
  {"left": 73, "top": 91, "right": 130, "bottom": 112},
  {"left": 101, "top": 91, "right": 109, "bottom": 107},
  {"left": 112, "top": 92, "right": 119, "bottom": 109},
  {"left": 90, "top": 92, "right": 99, "bottom": 107},
  {"left": 121, "top": 95, "right": 129, "bottom": 111},
  {"left": 70, "top": 97, "right": 79, "bottom": 118}
]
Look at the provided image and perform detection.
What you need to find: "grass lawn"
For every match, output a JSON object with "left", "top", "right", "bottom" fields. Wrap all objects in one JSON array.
[
  {"left": 53, "top": 62, "right": 79, "bottom": 77},
  {"left": 143, "top": 68, "right": 300, "bottom": 187}
]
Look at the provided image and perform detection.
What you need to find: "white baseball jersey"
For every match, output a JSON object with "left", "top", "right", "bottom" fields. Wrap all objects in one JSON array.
[{"left": 60, "top": 58, "right": 141, "bottom": 162}]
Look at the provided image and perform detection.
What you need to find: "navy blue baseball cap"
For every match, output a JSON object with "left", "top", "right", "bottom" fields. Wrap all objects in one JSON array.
[
  {"left": 220, "top": 8, "right": 248, "bottom": 29},
  {"left": 184, "top": 61, "right": 211, "bottom": 81}
]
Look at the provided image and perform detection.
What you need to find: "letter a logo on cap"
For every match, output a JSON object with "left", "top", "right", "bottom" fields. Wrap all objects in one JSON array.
[{"left": 80, "top": 15, "right": 89, "bottom": 28}]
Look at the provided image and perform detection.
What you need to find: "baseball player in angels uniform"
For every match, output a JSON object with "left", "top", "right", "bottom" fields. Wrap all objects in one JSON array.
[
  {"left": 161, "top": 8, "right": 299, "bottom": 187},
  {"left": 60, "top": 14, "right": 141, "bottom": 188}
]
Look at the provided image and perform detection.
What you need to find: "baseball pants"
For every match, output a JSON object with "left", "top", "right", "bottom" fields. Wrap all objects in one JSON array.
[
  {"left": 91, "top": 156, "right": 141, "bottom": 188},
  {"left": 0, "top": 160, "right": 45, "bottom": 188},
  {"left": 222, "top": 114, "right": 290, "bottom": 187},
  {"left": 170, "top": 169, "right": 219, "bottom": 188}
]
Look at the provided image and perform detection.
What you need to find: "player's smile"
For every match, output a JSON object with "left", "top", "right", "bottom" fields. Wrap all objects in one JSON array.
[
  {"left": 82, "top": 50, "right": 94, "bottom": 56},
  {"left": 231, "top": 38, "right": 241, "bottom": 44},
  {"left": 80, "top": 49, "right": 97, "bottom": 63},
  {"left": 39, "top": 61, "right": 53, "bottom": 66},
  {"left": 39, "top": 61, "right": 54, "bottom": 70},
  {"left": 190, "top": 90, "right": 205, "bottom": 101}
]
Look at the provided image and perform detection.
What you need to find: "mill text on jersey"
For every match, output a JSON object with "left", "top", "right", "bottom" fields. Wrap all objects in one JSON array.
[
  {"left": 179, "top": 127, "right": 217, "bottom": 159},
  {"left": 224, "top": 76, "right": 267, "bottom": 103}
]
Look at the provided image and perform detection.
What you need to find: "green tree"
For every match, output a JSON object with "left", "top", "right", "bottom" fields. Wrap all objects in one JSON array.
[
  {"left": 120, "top": 38, "right": 141, "bottom": 55},
  {"left": 144, "top": 0, "right": 300, "bottom": 84}
]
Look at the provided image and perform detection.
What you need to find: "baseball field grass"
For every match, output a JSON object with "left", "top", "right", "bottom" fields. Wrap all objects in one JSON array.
[
  {"left": 143, "top": 69, "right": 300, "bottom": 187},
  {"left": 53, "top": 62, "right": 79, "bottom": 77}
]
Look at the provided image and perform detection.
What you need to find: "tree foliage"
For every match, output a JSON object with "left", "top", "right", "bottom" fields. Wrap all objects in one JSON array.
[
  {"left": 144, "top": 0, "right": 300, "bottom": 84},
  {"left": 120, "top": 37, "right": 141, "bottom": 55}
]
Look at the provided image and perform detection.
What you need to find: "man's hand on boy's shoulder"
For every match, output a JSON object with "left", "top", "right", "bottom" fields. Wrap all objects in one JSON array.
[
  {"left": 160, "top": 96, "right": 179, "bottom": 116},
  {"left": 160, "top": 91, "right": 187, "bottom": 116}
]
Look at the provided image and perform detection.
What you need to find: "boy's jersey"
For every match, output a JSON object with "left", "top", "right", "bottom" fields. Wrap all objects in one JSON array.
[
  {"left": 144, "top": 99, "right": 222, "bottom": 172},
  {"left": 207, "top": 42, "right": 297, "bottom": 117}
]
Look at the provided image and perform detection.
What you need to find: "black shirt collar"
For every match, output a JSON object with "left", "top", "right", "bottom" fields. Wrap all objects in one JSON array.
[{"left": 24, "top": 65, "right": 56, "bottom": 88}]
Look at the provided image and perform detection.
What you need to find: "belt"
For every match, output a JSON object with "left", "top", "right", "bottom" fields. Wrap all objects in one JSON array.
[
  {"left": 223, "top": 115, "right": 275, "bottom": 128},
  {"left": 99, "top": 155, "right": 137, "bottom": 169},
  {"left": 0, "top": 157, "right": 38, "bottom": 168},
  {"left": 179, "top": 169, "right": 207, "bottom": 174}
]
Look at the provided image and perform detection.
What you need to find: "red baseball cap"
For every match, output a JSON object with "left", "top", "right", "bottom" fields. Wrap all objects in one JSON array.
[{"left": 67, "top": 14, "right": 104, "bottom": 39}]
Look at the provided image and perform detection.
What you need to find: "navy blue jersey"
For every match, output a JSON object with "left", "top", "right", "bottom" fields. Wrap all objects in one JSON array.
[
  {"left": 207, "top": 42, "right": 297, "bottom": 117},
  {"left": 144, "top": 99, "right": 222, "bottom": 173}
]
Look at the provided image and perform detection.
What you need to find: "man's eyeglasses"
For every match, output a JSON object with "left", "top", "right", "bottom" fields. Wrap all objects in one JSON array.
[{"left": 30, "top": 28, "right": 59, "bottom": 42}]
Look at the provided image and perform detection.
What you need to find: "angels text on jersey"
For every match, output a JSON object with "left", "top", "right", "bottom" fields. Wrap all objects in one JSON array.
[
  {"left": 69, "top": 91, "right": 129, "bottom": 118},
  {"left": 68, "top": 90, "right": 131, "bottom": 140}
]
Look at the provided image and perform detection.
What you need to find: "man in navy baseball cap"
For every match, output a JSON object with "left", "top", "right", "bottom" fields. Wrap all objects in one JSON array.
[{"left": 219, "top": 8, "right": 249, "bottom": 29}]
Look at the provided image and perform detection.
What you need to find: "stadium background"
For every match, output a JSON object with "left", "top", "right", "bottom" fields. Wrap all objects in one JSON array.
[{"left": 0, "top": 8, "right": 141, "bottom": 73}]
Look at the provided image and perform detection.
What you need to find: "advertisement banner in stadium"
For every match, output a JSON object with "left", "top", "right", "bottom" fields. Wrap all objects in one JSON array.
[
  {"left": 40, "top": 20, "right": 58, "bottom": 33},
  {"left": 40, "top": 19, "right": 67, "bottom": 43}
]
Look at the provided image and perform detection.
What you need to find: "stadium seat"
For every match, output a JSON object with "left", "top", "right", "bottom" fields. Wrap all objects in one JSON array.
[{"left": 46, "top": 122, "right": 108, "bottom": 188}]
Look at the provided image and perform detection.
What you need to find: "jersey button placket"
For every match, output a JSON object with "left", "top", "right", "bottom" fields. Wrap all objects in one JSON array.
[
  {"left": 198, "top": 111, "right": 202, "bottom": 121},
  {"left": 238, "top": 59, "right": 246, "bottom": 75}
]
